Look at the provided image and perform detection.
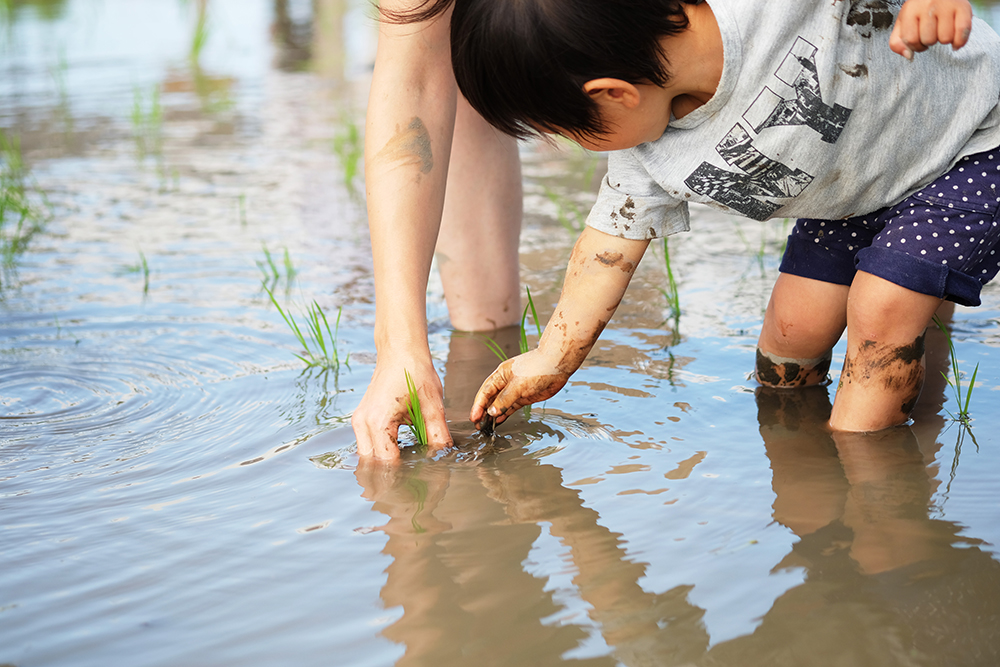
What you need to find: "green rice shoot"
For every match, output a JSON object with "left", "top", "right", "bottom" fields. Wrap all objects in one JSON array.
[
  {"left": 932, "top": 315, "right": 979, "bottom": 426},
  {"left": 265, "top": 284, "right": 348, "bottom": 370},
  {"left": 520, "top": 286, "right": 543, "bottom": 354},
  {"left": 659, "top": 237, "right": 681, "bottom": 318},
  {"left": 405, "top": 370, "right": 429, "bottom": 448},
  {"left": 1, "top": 131, "right": 50, "bottom": 278}
]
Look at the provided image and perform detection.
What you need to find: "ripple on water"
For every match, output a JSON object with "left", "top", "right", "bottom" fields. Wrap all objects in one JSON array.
[{"left": 0, "top": 315, "right": 336, "bottom": 488}]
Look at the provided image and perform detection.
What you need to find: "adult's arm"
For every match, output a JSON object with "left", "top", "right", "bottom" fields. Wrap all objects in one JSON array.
[{"left": 353, "top": 1, "right": 459, "bottom": 460}]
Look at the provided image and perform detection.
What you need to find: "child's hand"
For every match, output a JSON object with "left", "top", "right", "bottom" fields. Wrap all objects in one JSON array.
[
  {"left": 470, "top": 350, "right": 570, "bottom": 427},
  {"left": 890, "top": 0, "right": 973, "bottom": 60}
]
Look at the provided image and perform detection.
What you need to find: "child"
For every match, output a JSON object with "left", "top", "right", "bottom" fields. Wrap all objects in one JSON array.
[{"left": 446, "top": 0, "right": 1000, "bottom": 433}]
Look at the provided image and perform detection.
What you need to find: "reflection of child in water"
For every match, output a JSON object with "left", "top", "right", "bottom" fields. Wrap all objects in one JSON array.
[{"left": 425, "top": 0, "right": 1000, "bottom": 433}]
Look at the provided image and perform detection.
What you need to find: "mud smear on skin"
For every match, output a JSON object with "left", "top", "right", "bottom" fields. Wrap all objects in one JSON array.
[
  {"left": 755, "top": 349, "right": 831, "bottom": 387},
  {"left": 594, "top": 251, "right": 636, "bottom": 274},
  {"left": 376, "top": 116, "right": 433, "bottom": 174},
  {"left": 840, "top": 335, "right": 926, "bottom": 416}
]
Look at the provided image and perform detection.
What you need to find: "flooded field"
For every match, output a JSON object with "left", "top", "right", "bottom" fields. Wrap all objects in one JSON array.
[{"left": 2, "top": 1, "right": 999, "bottom": 665}]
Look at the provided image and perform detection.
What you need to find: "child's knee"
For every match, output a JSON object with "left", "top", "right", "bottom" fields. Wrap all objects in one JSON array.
[
  {"left": 847, "top": 272, "right": 942, "bottom": 342},
  {"left": 755, "top": 348, "right": 833, "bottom": 388}
]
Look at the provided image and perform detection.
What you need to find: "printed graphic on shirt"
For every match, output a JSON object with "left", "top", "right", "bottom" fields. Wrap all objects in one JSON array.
[
  {"left": 684, "top": 37, "right": 852, "bottom": 220},
  {"left": 743, "top": 39, "right": 851, "bottom": 144},
  {"left": 685, "top": 125, "right": 814, "bottom": 220}
]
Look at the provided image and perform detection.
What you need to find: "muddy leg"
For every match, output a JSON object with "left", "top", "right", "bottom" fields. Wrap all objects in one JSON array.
[
  {"left": 757, "top": 273, "right": 849, "bottom": 387},
  {"left": 830, "top": 271, "right": 943, "bottom": 431}
]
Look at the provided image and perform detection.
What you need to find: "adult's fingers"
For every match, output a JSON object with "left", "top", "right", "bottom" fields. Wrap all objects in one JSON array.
[
  {"left": 419, "top": 386, "right": 454, "bottom": 451},
  {"left": 352, "top": 407, "right": 403, "bottom": 461}
]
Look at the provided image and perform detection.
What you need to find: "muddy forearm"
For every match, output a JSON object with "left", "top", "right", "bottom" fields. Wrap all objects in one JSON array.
[{"left": 537, "top": 227, "right": 649, "bottom": 373}]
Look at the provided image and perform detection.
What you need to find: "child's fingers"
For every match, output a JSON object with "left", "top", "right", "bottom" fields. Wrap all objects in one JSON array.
[
  {"left": 488, "top": 384, "right": 532, "bottom": 425},
  {"left": 890, "top": 13, "right": 924, "bottom": 59},
  {"left": 470, "top": 361, "right": 513, "bottom": 424},
  {"left": 918, "top": 10, "right": 941, "bottom": 48},
  {"left": 951, "top": 4, "right": 974, "bottom": 49}
]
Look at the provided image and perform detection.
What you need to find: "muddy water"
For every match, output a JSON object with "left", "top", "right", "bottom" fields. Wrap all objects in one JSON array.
[{"left": 2, "top": 1, "right": 999, "bottom": 665}]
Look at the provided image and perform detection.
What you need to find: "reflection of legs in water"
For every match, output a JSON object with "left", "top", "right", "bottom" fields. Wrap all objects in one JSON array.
[
  {"left": 755, "top": 384, "right": 954, "bottom": 575},
  {"left": 756, "top": 385, "right": 848, "bottom": 537},
  {"left": 833, "top": 428, "right": 955, "bottom": 575},
  {"left": 354, "top": 456, "right": 605, "bottom": 667},
  {"left": 476, "top": 458, "right": 710, "bottom": 665}
]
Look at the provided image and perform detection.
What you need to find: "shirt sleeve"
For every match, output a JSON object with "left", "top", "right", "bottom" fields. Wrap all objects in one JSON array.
[{"left": 585, "top": 149, "right": 690, "bottom": 240}]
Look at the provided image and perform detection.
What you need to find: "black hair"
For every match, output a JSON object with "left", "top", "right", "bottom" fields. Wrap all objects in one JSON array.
[{"left": 380, "top": 0, "right": 700, "bottom": 140}]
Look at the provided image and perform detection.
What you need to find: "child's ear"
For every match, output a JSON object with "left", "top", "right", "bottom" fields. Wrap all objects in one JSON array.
[{"left": 582, "top": 78, "right": 642, "bottom": 109}]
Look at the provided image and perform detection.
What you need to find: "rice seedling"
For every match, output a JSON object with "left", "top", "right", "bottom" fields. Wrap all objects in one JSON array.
[
  {"left": 118, "top": 249, "right": 151, "bottom": 294},
  {"left": 519, "top": 285, "right": 542, "bottom": 354},
  {"left": 405, "top": 370, "right": 429, "bottom": 448},
  {"left": 282, "top": 247, "right": 297, "bottom": 281},
  {"left": 474, "top": 286, "right": 546, "bottom": 425},
  {"left": 257, "top": 244, "right": 297, "bottom": 288},
  {"left": 543, "top": 186, "right": 587, "bottom": 234},
  {"left": 655, "top": 237, "right": 682, "bottom": 345},
  {"left": 733, "top": 220, "right": 766, "bottom": 273},
  {"left": 131, "top": 84, "right": 163, "bottom": 160},
  {"left": 480, "top": 335, "right": 509, "bottom": 362},
  {"left": 1, "top": 131, "right": 50, "bottom": 280},
  {"left": 265, "top": 284, "right": 348, "bottom": 370},
  {"left": 258, "top": 243, "right": 280, "bottom": 283},
  {"left": 332, "top": 117, "right": 363, "bottom": 190},
  {"left": 658, "top": 237, "right": 681, "bottom": 318},
  {"left": 189, "top": 0, "right": 210, "bottom": 65},
  {"left": 476, "top": 286, "right": 544, "bottom": 361},
  {"left": 932, "top": 315, "right": 979, "bottom": 427}
]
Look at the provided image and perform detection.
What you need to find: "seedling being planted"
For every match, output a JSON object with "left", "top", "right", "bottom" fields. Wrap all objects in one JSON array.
[
  {"left": 520, "top": 286, "right": 543, "bottom": 354},
  {"left": 405, "top": 370, "right": 429, "bottom": 448},
  {"left": 265, "top": 285, "right": 348, "bottom": 370},
  {"left": 932, "top": 315, "right": 979, "bottom": 427}
]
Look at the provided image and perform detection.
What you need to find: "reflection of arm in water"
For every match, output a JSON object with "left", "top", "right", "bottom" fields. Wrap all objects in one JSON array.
[
  {"left": 477, "top": 460, "right": 711, "bottom": 664},
  {"left": 352, "top": 0, "right": 522, "bottom": 461},
  {"left": 354, "top": 458, "right": 599, "bottom": 667},
  {"left": 471, "top": 227, "right": 649, "bottom": 428}
]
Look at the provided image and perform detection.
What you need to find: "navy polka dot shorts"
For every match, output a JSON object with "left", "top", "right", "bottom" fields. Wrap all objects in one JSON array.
[{"left": 780, "top": 148, "right": 1000, "bottom": 306}]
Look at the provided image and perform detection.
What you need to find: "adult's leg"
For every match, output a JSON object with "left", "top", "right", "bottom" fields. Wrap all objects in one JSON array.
[
  {"left": 436, "top": 95, "right": 522, "bottom": 332},
  {"left": 829, "top": 270, "right": 943, "bottom": 431},
  {"left": 756, "top": 273, "right": 850, "bottom": 387}
]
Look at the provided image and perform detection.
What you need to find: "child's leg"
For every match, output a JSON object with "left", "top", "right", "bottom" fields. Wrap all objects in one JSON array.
[
  {"left": 829, "top": 271, "right": 942, "bottom": 432},
  {"left": 756, "top": 273, "right": 849, "bottom": 387}
]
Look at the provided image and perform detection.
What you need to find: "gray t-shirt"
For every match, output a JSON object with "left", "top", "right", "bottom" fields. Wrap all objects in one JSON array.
[{"left": 587, "top": 0, "right": 1000, "bottom": 240}]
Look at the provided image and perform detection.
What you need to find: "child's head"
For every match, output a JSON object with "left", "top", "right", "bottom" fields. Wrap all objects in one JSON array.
[{"left": 448, "top": 0, "right": 700, "bottom": 142}]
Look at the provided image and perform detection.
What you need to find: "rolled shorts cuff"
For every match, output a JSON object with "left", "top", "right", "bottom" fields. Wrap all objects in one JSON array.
[
  {"left": 855, "top": 246, "right": 983, "bottom": 306},
  {"left": 778, "top": 233, "right": 857, "bottom": 286}
]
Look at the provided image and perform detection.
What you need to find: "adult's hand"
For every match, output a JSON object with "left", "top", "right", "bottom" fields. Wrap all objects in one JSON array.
[{"left": 353, "top": 343, "right": 453, "bottom": 460}]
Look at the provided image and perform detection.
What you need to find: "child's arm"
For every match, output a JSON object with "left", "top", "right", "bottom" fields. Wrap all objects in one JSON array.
[
  {"left": 470, "top": 227, "right": 650, "bottom": 427},
  {"left": 889, "top": 0, "right": 973, "bottom": 60}
]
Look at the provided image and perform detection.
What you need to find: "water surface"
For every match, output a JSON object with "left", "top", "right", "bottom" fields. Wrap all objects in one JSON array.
[{"left": 2, "top": 2, "right": 999, "bottom": 665}]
